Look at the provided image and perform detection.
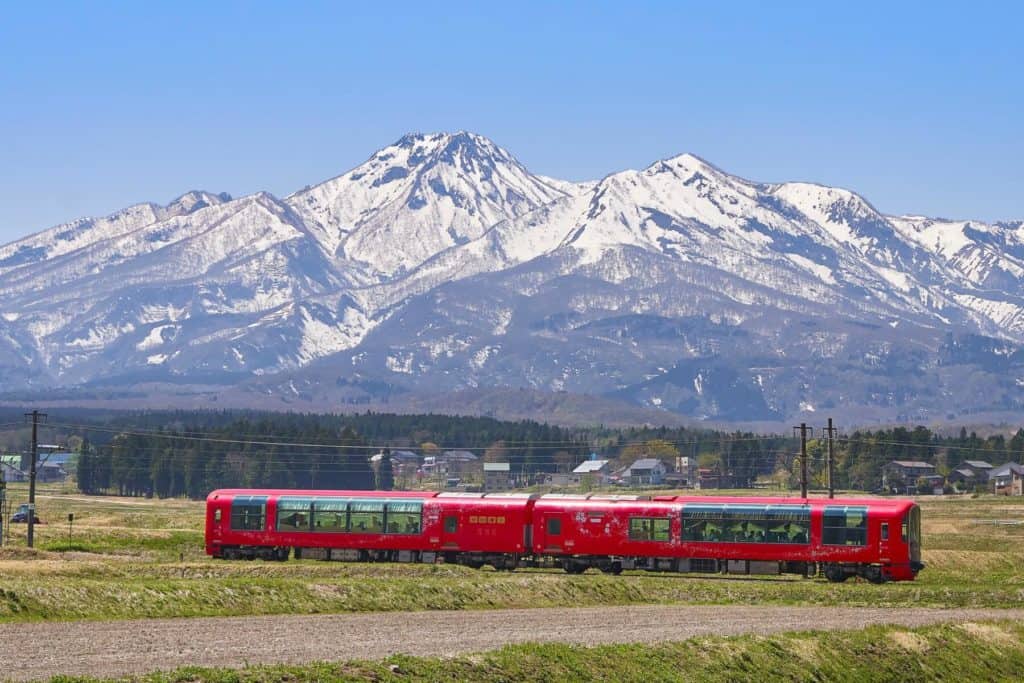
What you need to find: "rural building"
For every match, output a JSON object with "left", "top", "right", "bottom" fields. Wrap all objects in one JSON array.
[
  {"left": 423, "top": 450, "right": 479, "bottom": 476},
  {"left": 543, "top": 473, "right": 574, "bottom": 486},
  {"left": 673, "top": 456, "right": 698, "bottom": 487},
  {"left": 697, "top": 467, "right": 721, "bottom": 489},
  {"left": 572, "top": 459, "right": 613, "bottom": 485},
  {"left": 623, "top": 458, "right": 667, "bottom": 486},
  {"left": 37, "top": 462, "right": 68, "bottom": 483},
  {"left": 989, "top": 463, "right": 1024, "bottom": 496},
  {"left": 947, "top": 467, "right": 983, "bottom": 489},
  {"left": 483, "top": 462, "right": 511, "bottom": 491},
  {"left": 882, "top": 461, "right": 937, "bottom": 493},
  {"left": 0, "top": 456, "right": 26, "bottom": 483},
  {"left": 961, "top": 460, "right": 994, "bottom": 479}
]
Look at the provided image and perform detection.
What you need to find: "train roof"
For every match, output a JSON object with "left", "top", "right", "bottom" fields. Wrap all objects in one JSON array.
[
  {"left": 207, "top": 489, "right": 439, "bottom": 500},
  {"left": 207, "top": 489, "right": 918, "bottom": 512}
]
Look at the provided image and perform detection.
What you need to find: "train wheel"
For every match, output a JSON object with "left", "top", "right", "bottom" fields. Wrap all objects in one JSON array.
[
  {"left": 864, "top": 567, "right": 886, "bottom": 584},
  {"left": 824, "top": 565, "right": 848, "bottom": 583},
  {"left": 563, "top": 561, "right": 587, "bottom": 574},
  {"left": 601, "top": 562, "right": 623, "bottom": 575}
]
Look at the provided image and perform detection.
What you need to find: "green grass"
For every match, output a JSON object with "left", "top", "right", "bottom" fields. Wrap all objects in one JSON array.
[
  {"left": 3, "top": 484, "right": 1024, "bottom": 623},
  {"left": 42, "top": 620, "right": 1024, "bottom": 682}
]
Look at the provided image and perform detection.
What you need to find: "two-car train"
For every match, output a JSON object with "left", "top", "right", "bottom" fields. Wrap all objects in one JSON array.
[{"left": 205, "top": 489, "right": 924, "bottom": 583}]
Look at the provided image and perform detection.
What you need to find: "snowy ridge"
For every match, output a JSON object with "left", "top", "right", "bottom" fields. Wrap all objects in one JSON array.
[{"left": 1, "top": 131, "right": 1022, "bottom": 421}]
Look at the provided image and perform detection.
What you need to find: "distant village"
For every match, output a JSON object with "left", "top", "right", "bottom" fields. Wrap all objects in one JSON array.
[{"left": 4, "top": 446, "right": 1023, "bottom": 498}]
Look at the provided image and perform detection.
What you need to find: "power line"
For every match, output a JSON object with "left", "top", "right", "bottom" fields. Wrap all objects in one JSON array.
[{"left": 46, "top": 420, "right": 785, "bottom": 452}]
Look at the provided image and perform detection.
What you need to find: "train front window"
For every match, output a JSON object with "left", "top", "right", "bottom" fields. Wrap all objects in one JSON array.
[
  {"left": 907, "top": 505, "right": 922, "bottom": 563},
  {"left": 229, "top": 496, "right": 267, "bottom": 531},
  {"left": 385, "top": 501, "right": 423, "bottom": 534},
  {"left": 822, "top": 506, "right": 868, "bottom": 546},
  {"left": 277, "top": 497, "right": 313, "bottom": 532},
  {"left": 312, "top": 498, "right": 349, "bottom": 532}
]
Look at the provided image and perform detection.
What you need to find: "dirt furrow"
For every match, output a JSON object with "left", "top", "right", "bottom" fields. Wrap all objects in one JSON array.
[{"left": 3, "top": 605, "right": 1023, "bottom": 681}]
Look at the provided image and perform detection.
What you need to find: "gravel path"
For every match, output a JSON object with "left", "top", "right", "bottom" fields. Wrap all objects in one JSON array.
[{"left": 3, "top": 605, "right": 1023, "bottom": 681}]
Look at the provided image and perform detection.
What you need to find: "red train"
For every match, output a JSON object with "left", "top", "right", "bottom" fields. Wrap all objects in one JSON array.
[{"left": 205, "top": 489, "right": 924, "bottom": 583}]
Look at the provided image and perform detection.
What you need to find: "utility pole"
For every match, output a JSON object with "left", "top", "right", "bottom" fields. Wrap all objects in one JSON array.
[
  {"left": 25, "top": 410, "right": 46, "bottom": 549},
  {"left": 824, "top": 418, "right": 837, "bottom": 499},
  {"left": 793, "top": 423, "right": 810, "bottom": 499}
]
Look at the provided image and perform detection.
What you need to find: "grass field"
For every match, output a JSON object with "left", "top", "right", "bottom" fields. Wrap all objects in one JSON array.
[
  {"left": 39, "top": 620, "right": 1024, "bottom": 682},
  {"left": 2, "top": 483, "right": 1024, "bottom": 622}
]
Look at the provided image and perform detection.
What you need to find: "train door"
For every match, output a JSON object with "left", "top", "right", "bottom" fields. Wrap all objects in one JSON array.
[
  {"left": 877, "top": 516, "right": 891, "bottom": 564},
  {"left": 541, "top": 511, "right": 566, "bottom": 553},
  {"left": 441, "top": 510, "right": 460, "bottom": 550}
]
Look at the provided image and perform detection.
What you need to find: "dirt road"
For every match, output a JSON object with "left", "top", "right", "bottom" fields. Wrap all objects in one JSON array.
[{"left": 3, "top": 605, "right": 1023, "bottom": 681}]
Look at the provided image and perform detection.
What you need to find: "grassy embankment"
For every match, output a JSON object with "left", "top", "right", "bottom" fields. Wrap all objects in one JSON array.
[
  {"left": 2, "top": 483, "right": 1024, "bottom": 622},
  {"left": 44, "top": 620, "right": 1024, "bottom": 683}
]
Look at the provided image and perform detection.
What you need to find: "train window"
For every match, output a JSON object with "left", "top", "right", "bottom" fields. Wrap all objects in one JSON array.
[
  {"left": 349, "top": 500, "right": 385, "bottom": 534},
  {"left": 229, "top": 496, "right": 267, "bottom": 531},
  {"left": 681, "top": 504, "right": 810, "bottom": 544},
  {"left": 444, "top": 515, "right": 458, "bottom": 533},
  {"left": 881, "top": 523, "right": 889, "bottom": 541},
  {"left": 385, "top": 501, "right": 423, "bottom": 534},
  {"left": 312, "top": 498, "right": 349, "bottom": 532},
  {"left": 277, "top": 497, "right": 313, "bottom": 532},
  {"left": 628, "top": 517, "right": 671, "bottom": 542},
  {"left": 546, "top": 517, "right": 562, "bottom": 536},
  {"left": 822, "top": 506, "right": 867, "bottom": 546},
  {"left": 214, "top": 509, "right": 222, "bottom": 523},
  {"left": 901, "top": 520, "right": 908, "bottom": 542}
]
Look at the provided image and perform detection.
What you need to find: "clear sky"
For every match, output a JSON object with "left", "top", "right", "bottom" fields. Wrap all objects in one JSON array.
[{"left": 1, "top": 1, "right": 1021, "bottom": 244}]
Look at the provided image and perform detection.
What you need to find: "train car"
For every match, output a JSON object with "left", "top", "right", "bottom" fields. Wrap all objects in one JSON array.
[
  {"left": 533, "top": 494, "right": 923, "bottom": 582},
  {"left": 206, "top": 489, "right": 535, "bottom": 566},
  {"left": 206, "top": 489, "right": 923, "bottom": 583}
]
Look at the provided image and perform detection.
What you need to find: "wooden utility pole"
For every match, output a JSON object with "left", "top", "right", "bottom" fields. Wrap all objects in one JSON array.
[
  {"left": 824, "top": 418, "right": 838, "bottom": 499},
  {"left": 25, "top": 410, "right": 46, "bottom": 548},
  {"left": 794, "top": 423, "right": 810, "bottom": 499}
]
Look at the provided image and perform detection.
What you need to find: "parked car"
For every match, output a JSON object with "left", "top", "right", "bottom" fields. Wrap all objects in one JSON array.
[{"left": 10, "top": 504, "right": 41, "bottom": 524}]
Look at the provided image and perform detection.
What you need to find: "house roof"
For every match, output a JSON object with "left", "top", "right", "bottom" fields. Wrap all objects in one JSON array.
[
  {"left": 890, "top": 461, "right": 934, "bottom": 468},
  {"left": 628, "top": 458, "right": 663, "bottom": 471},
  {"left": 442, "top": 450, "right": 478, "bottom": 461},
  {"left": 951, "top": 468, "right": 977, "bottom": 478},
  {"left": 963, "top": 460, "right": 993, "bottom": 469},
  {"left": 483, "top": 462, "right": 510, "bottom": 472},
  {"left": 573, "top": 459, "right": 610, "bottom": 474},
  {"left": 990, "top": 463, "right": 1024, "bottom": 477}
]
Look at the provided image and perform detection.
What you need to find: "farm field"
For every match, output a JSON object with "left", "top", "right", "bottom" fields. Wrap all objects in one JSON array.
[
  {"left": 2, "top": 484, "right": 1024, "bottom": 622},
  {"left": 2, "top": 606, "right": 1024, "bottom": 681}
]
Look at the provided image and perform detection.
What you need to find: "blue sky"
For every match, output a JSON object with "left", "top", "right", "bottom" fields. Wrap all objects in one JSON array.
[{"left": 1, "top": 1, "right": 1021, "bottom": 244}]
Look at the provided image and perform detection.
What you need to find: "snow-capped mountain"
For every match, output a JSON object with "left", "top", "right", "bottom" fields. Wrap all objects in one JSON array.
[
  {"left": 287, "top": 132, "right": 577, "bottom": 279},
  {"left": 1, "top": 132, "right": 1022, "bottom": 423}
]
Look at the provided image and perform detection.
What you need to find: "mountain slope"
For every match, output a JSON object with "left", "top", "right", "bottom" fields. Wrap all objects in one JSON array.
[
  {"left": 1, "top": 132, "right": 1022, "bottom": 423},
  {"left": 287, "top": 132, "right": 585, "bottom": 278}
]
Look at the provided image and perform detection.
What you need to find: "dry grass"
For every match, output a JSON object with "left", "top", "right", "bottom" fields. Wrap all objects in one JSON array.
[{"left": 1, "top": 484, "right": 1024, "bottom": 622}]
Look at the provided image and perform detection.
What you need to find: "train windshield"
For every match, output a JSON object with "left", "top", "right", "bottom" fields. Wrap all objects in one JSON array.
[{"left": 906, "top": 505, "right": 922, "bottom": 564}]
